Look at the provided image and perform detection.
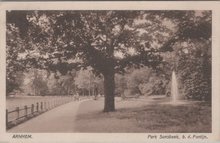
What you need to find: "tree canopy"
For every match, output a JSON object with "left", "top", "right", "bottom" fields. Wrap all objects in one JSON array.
[{"left": 6, "top": 10, "right": 211, "bottom": 111}]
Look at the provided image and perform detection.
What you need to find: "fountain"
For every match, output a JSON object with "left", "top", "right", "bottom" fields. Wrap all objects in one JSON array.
[
  {"left": 171, "top": 71, "right": 179, "bottom": 103},
  {"left": 159, "top": 70, "right": 191, "bottom": 105}
]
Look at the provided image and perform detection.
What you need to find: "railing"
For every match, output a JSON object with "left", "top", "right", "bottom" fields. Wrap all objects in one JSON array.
[{"left": 6, "top": 96, "right": 76, "bottom": 130}]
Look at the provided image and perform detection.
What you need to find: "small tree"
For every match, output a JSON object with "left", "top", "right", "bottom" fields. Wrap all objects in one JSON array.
[
  {"left": 30, "top": 69, "right": 48, "bottom": 96},
  {"left": 75, "top": 69, "right": 103, "bottom": 96}
]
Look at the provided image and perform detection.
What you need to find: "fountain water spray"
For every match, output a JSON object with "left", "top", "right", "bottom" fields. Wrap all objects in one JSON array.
[{"left": 171, "top": 71, "right": 179, "bottom": 103}]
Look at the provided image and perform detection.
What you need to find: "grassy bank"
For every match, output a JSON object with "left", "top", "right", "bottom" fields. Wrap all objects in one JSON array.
[{"left": 74, "top": 98, "right": 211, "bottom": 133}]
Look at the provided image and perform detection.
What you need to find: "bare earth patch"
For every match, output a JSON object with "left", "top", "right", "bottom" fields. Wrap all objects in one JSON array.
[{"left": 74, "top": 97, "right": 211, "bottom": 133}]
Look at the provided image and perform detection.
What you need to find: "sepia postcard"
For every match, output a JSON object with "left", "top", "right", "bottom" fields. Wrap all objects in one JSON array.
[{"left": 0, "top": 1, "right": 220, "bottom": 143}]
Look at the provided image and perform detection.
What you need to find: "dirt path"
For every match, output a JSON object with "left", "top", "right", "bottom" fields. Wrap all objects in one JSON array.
[{"left": 8, "top": 100, "right": 86, "bottom": 133}]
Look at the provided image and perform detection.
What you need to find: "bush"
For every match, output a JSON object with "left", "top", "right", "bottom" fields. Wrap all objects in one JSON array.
[{"left": 177, "top": 41, "right": 211, "bottom": 102}]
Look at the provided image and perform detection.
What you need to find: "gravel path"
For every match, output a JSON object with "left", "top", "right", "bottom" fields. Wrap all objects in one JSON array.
[{"left": 8, "top": 100, "right": 85, "bottom": 133}]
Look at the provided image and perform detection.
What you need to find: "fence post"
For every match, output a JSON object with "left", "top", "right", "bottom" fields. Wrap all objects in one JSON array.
[
  {"left": 36, "top": 102, "right": 39, "bottom": 112},
  {"left": 31, "top": 104, "right": 34, "bottom": 115},
  {"left": 41, "top": 102, "right": 43, "bottom": 111},
  {"left": 24, "top": 105, "right": 28, "bottom": 118},
  {"left": 16, "top": 107, "right": 19, "bottom": 120},
  {"left": 44, "top": 102, "right": 46, "bottom": 111},
  {"left": 6, "top": 109, "right": 8, "bottom": 129}
]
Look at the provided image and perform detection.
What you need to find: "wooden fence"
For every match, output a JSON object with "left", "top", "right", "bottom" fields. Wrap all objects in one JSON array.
[{"left": 6, "top": 96, "right": 76, "bottom": 130}]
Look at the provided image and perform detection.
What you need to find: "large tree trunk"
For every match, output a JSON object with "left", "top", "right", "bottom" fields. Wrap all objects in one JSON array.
[{"left": 103, "top": 71, "right": 115, "bottom": 112}]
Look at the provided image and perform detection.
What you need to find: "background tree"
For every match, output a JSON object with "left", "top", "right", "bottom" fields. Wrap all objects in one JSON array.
[
  {"left": 176, "top": 40, "right": 211, "bottom": 101},
  {"left": 74, "top": 69, "right": 103, "bottom": 96},
  {"left": 125, "top": 67, "right": 152, "bottom": 97},
  {"left": 30, "top": 69, "right": 49, "bottom": 96},
  {"left": 163, "top": 11, "right": 211, "bottom": 101},
  {"left": 6, "top": 24, "right": 26, "bottom": 95}
]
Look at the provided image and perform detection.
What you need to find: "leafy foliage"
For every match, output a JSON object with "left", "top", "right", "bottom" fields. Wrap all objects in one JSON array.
[
  {"left": 7, "top": 11, "right": 175, "bottom": 75},
  {"left": 6, "top": 24, "right": 26, "bottom": 95},
  {"left": 74, "top": 69, "right": 103, "bottom": 95},
  {"left": 6, "top": 10, "right": 212, "bottom": 111},
  {"left": 177, "top": 40, "right": 211, "bottom": 101},
  {"left": 30, "top": 69, "right": 49, "bottom": 96}
]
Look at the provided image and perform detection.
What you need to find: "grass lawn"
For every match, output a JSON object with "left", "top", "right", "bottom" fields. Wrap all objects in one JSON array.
[
  {"left": 6, "top": 96, "right": 73, "bottom": 110},
  {"left": 74, "top": 97, "right": 211, "bottom": 133}
]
